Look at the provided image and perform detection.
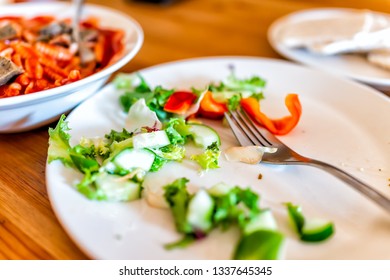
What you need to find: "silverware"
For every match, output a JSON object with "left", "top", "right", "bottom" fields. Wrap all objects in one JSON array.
[
  {"left": 72, "top": 0, "right": 84, "bottom": 47},
  {"left": 72, "top": 0, "right": 94, "bottom": 65},
  {"left": 224, "top": 108, "right": 390, "bottom": 213}
]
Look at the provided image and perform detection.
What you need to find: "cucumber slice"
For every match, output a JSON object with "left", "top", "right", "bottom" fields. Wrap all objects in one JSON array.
[
  {"left": 189, "top": 124, "right": 220, "bottom": 148},
  {"left": 244, "top": 209, "right": 278, "bottom": 235},
  {"left": 301, "top": 219, "right": 334, "bottom": 242},
  {"left": 133, "top": 130, "right": 170, "bottom": 149},
  {"left": 285, "top": 202, "right": 334, "bottom": 242},
  {"left": 106, "top": 148, "right": 155, "bottom": 173},
  {"left": 95, "top": 173, "right": 141, "bottom": 202},
  {"left": 234, "top": 230, "right": 285, "bottom": 260},
  {"left": 186, "top": 189, "right": 214, "bottom": 232}
]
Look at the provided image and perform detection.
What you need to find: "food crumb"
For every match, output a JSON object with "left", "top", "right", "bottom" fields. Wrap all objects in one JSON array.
[
  {"left": 258, "top": 173, "right": 263, "bottom": 180},
  {"left": 114, "top": 234, "right": 122, "bottom": 240}
]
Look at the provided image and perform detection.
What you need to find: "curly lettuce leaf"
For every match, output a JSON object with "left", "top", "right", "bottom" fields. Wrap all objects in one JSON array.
[
  {"left": 191, "top": 141, "right": 220, "bottom": 170},
  {"left": 209, "top": 72, "right": 266, "bottom": 105},
  {"left": 105, "top": 129, "right": 133, "bottom": 145},
  {"left": 79, "top": 137, "right": 110, "bottom": 158},
  {"left": 47, "top": 114, "right": 73, "bottom": 166},
  {"left": 210, "top": 186, "right": 260, "bottom": 230},
  {"left": 69, "top": 145, "right": 100, "bottom": 174},
  {"left": 151, "top": 144, "right": 185, "bottom": 161},
  {"left": 164, "top": 118, "right": 192, "bottom": 145}
]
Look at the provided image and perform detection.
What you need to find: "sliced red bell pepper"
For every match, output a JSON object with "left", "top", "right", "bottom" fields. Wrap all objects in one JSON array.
[
  {"left": 240, "top": 94, "right": 302, "bottom": 135},
  {"left": 198, "top": 91, "right": 228, "bottom": 119},
  {"left": 164, "top": 91, "right": 198, "bottom": 114}
]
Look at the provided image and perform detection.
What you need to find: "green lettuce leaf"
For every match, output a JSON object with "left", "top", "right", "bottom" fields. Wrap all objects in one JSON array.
[
  {"left": 47, "top": 114, "right": 73, "bottom": 166},
  {"left": 164, "top": 118, "right": 191, "bottom": 145},
  {"left": 117, "top": 73, "right": 175, "bottom": 122},
  {"left": 69, "top": 144, "right": 100, "bottom": 174},
  {"left": 208, "top": 72, "right": 266, "bottom": 104},
  {"left": 234, "top": 230, "right": 285, "bottom": 260},
  {"left": 163, "top": 178, "right": 192, "bottom": 234},
  {"left": 151, "top": 144, "right": 185, "bottom": 161},
  {"left": 191, "top": 141, "right": 220, "bottom": 170}
]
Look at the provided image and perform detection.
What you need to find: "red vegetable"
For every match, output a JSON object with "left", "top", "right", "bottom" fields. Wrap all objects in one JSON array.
[
  {"left": 198, "top": 91, "right": 227, "bottom": 119},
  {"left": 164, "top": 91, "right": 198, "bottom": 114},
  {"left": 240, "top": 94, "right": 302, "bottom": 135}
]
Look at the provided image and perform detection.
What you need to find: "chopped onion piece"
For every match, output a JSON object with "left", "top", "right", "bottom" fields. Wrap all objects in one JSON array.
[
  {"left": 224, "top": 146, "right": 277, "bottom": 164},
  {"left": 125, "top": 98, "right": 162, "bottom": 133}
]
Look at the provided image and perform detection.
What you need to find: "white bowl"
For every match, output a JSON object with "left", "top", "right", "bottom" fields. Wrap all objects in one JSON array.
[{"left": 0, "top": 2, "right": 143, "bottom": 133}]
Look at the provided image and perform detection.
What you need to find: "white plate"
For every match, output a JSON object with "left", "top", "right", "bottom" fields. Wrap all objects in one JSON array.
[
  {"left": 46, "top": 57, "right": 390, "bottom": 260},
  {"left": 268, "top": 8, "right": 390, "bottom": 91}
]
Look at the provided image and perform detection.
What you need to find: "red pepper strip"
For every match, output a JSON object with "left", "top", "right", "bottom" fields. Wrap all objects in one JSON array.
[
  {"left": 198, "top": 91, "right": 228, "bottom": 119},
  {"left": 164, "top": 91, "right": 198, "bottom": 114},
  {"left": 240, "top": 94, "right": 302, "bottom": 135}
]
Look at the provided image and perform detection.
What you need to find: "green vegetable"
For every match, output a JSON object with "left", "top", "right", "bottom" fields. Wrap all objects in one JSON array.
[
  {"left": 301, "top": 220, "right": 335, "bottom": 242},
  {"left": 191, "top": 142, "right": 221, "bottom": 170},
  {"left": 149, "top": 144, "right": 185, "bottom": 161},
  {"left": 47, "top": 114, "right": 73, "bottom": 166},
  {"left": 76, "top": 171, "right": 102, "bottom": 200},
  {"left": 208, "top": 72, "right": 266, "bottom": 105},
  {"left": 94, "top": 173, "right": 141, "bottom": 202},
  {"left": 116, "top": 74, "right": 174, "bottom": 122},
  {"left": 211, "top": 186, "right": 260, "bottom": 230},
  {"left": 149, "top": 154, "right": 168, "bottom": 172},
  {"left": 164, "top": 118, "right": 192, "bottom": 145},
  {"left": 186, "top": 189, "right": 214, "bottom": 232},
  {"left": 162, "top": 179, "right": 284, "bottom": 259},
  {"left": 105, "top": 129, "right": 133, "bottom": 145},
  {"left": 285, "top": 202, "right": 334, "bottom": 242},
  {"left": 234, "top": 230, "right": 285, "bottom": 260},
  {"left": 243, "top": 209, "right": 278, "bottom": 235},
  {"left": 227, "top": 93, "right": 242, "bottom": 110},
  {"left": 164, "top": 235, "right": 196, "bottom": 250},
  {"left": 163, "top": 178, "right": 192, "bottom": 234},
  {"left": 79, "top": 137, "right": 110, "bottom": 158},
  {"left": 189, "top": 124, "right": 221, "bottom": 148},
  {"left": 133, "top": 130, "right": 170, "bottom": 149},
  {"left": 106, "top": 148, "right": 155, "bottom": 175},
  {"left": 69, "top": 144, "right": 100, "bottom": 174}
]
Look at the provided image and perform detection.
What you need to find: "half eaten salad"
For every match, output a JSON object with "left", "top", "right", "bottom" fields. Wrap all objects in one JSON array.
[{"left": 47, "top": 72, "right": 332, "bottom": 259}]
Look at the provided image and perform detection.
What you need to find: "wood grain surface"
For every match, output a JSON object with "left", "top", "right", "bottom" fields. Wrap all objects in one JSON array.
[{"left": 0, "top": 0, "right": 389, "bottom": 260}]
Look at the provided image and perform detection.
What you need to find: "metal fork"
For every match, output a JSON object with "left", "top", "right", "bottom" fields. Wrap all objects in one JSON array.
[{"left": 224, "top": 109, "right": 390, "bottom": 213}]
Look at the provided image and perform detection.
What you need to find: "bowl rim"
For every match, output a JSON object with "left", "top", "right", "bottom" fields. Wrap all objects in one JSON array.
[{"left": 0, "top": 2, "right": 144, "bottom": 110}]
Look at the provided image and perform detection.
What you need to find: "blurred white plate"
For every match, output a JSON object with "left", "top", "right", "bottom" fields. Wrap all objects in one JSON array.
[
  {"left": 268, "top": 8, "right": 390, "bottom": 91},
  {"left": 46, "top": 57, "right": 390, "bottom": 260}
]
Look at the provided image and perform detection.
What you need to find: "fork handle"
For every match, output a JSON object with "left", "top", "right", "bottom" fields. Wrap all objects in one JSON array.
[{"left": 306, "top": 159, "right": 390, "bottom": 213}]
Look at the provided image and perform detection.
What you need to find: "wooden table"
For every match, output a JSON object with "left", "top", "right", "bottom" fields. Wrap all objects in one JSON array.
[{"left": 1, "top": 0, "right": 389, "bottom": 260}]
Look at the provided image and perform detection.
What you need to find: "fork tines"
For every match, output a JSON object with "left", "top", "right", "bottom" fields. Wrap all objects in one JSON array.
[{"left": 225, "top": 109, "right": 275, "bottom": 148}]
